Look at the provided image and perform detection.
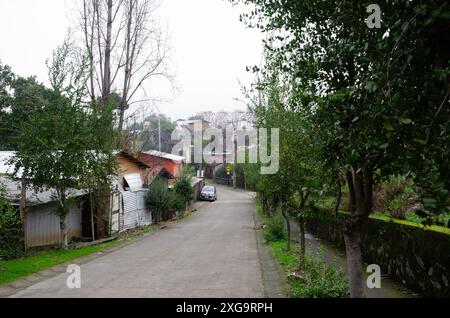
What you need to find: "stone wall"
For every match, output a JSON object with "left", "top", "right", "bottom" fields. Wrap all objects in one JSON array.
[{"left": 306, "top": 209, "right": 450, "bottom": 298}]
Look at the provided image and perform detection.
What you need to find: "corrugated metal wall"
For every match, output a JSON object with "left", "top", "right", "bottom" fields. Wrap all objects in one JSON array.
[
  {"left": 122, "top": 191, "right": 152, "bottom": 231},
  {"left": 26, "top": 202, "right": 82, "bottom": 248}
]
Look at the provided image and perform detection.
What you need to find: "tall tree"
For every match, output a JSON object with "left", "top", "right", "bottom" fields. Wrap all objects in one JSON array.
[
  {"left": 11, "top": 39, "right": 116, "bottom": 248},
  {"left": 79, "top": 0, "right": 174, "bottom": 130},
  {"left": 233, "top": 0, "right": 450, "bottom": 297},
  {"left": 0, "top": 62, "right": 15, "bottom": 150}
]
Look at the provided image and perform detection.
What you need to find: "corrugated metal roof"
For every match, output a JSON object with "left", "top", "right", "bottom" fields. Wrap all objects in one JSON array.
[
  {"left": 143, "top": 150, "right": 185, "bottom": 162},
  {"left": 0, "top": 175, "right": 86, "bottom": 206},
  {"left": 123, "top": 173, "right": 143, "bottom": 192}
]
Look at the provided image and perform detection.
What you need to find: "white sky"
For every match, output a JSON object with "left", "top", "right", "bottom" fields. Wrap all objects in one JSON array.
[{"left": 0, "top": 0, "right": 264, "bottom": 121}]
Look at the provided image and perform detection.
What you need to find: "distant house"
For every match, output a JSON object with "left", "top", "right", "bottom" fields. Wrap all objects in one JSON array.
[
  {"left": 186, "top": 119, "right": 210, "bottom": 132},
  {"left": 139, "top": 151, "right": 185, "bottom": 179},
  {"left": 0, "top": 151, "right": 87, "bottom": 249},
  {"left": 176, "top": 119, "right": 210, "bottom": 132}
]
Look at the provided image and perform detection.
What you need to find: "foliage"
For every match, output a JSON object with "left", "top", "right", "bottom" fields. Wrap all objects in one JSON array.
[
  {"left": 271, "top": 241, "right": 349, "bottom": 298},
  {"left": 129, "top": 113, "right": 177, "bottom": 154},
  {"left": 307, "top": 207, "right": 450, "bottom": 297},
  {"left": 9, "top": 38, "right": 117, "bottom": 248},
  {"left": 232, "top": 0, "right": 449, "bottom": 297},
  {"left": 0, "top": 186, "right": 23, "bottom": 260},
  {"left": 145, "top": 178, "right": 182, "bottom": 223},
  {"left": 173, "top": 174, "right": 194, "bottom": 209},
  {"left": 263, "top": 213, "right": 286, "bottom": 243},
  {"left": 372, "top": 175, "right": 416, "bottom": 220},
  {"left": 0, "top": 62, "right": 14, "bottom": 150}
]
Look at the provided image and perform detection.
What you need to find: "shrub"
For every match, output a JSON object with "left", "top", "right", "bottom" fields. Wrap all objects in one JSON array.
[
  {"left": 264, "top": 213, "right": 286, "bottom": 242},
  {"left": 290, "top": 255, "right": 349, "bottom": 298},
  {"left": 270, "top": 241, "right": 348, "bottom": 298},
  {"left": 173, "top": 174, "right": 194, "bottom": 210},
  {"left": 145, "top": 178, "right": 173, "bottom": 224},
  {"left": 0, "top": 189, "right": 24, "bottom": 260},
  {"left": 373, "top": 175, "right": 416, "bottom": 220}
]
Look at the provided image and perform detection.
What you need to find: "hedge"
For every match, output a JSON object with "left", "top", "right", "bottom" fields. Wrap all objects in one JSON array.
[{"left": 306, "top": 208, "right": 450, "bottom": 298}]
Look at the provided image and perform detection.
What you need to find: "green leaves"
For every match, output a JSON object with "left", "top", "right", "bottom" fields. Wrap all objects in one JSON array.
[
  {"left": 399, "top": 118, "right": 413, "bottom": 125},
  {"left": 364, "top": 81, "right": 379, "bottom": 92}
]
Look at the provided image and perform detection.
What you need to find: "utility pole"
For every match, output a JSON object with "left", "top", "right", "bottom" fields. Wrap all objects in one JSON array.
[{"left": 158, "top": 113, "right": 161, "bottom": 152}]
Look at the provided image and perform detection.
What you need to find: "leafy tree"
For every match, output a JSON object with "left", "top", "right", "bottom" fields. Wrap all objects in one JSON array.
[
  {"left": 128, "top": 113, "right": 176, "bottom": 154},
  {"left": 10, "top": 38, "right": 112, "bottom": 249},
  {"left": 0, "top": 62, "right": 15, "bottom": 150},
  {"left": 232, "top": 0, "right": 449, "bottom": 297}
]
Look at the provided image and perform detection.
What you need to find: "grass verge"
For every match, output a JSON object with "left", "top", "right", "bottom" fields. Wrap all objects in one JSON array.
[
  {"left": 256, "top": 199, "right": 349, "bottom": 298},
  {"left": 0, "top": 225, "right": 158, "bottom": 286}
]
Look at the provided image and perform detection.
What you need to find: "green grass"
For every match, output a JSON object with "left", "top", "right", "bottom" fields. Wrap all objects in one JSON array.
[
  {"left": 256, "top": 198, "right": 348, "bottom": 298},
  {"left": 0, "top": 225, "right": 159, "bottom": 286},
  {"left": 270, "top": 240, "right": 349, "bottom": 298}
]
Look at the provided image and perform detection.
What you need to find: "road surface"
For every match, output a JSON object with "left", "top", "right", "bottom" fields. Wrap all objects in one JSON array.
[{"left": 11, "top": 186, "right": 265, "bottom": 298}]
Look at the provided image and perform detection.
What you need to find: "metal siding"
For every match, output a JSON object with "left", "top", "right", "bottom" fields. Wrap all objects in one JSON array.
[
  {"left": 26, "top": 202, "right": 82, "bottom": 248},
  {"left": 122, "top": 191, "right": 151, "bottom": 231}
]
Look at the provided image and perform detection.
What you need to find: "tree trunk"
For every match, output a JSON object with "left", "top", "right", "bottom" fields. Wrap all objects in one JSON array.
[
  {"left": 344, "top": 218, "right": 365, "bottom": 298},
  {"left": 102, "top": 0, "right": 113, "bottom": 103},
  {"left": 90, "top": 190, "right": 95, "bottom": 241},
  {"left": 57, "top": 190, "right": 69, "bottom": 249},
  {"left": 297, "top": 191, "right": 309, "bottom": 270},
  {"left": 334, "top": 175, "right": 343, "bottom": 217},
  {"left": 281, "top": 206, "right": 291, "bottom": 252},
  {"left": 343, "top": 167, "right": 373, "bottom": 298},
  {"left": 60, "top": 214, "right": 68, "bottom": 249},
  {"left": 298, "top": 215, "right": 306, "bottom": 270}
]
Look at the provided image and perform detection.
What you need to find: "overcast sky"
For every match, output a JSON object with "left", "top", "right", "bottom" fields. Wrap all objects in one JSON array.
[{"left": 0, "top": 0, "right": 264, "bottom": 121}]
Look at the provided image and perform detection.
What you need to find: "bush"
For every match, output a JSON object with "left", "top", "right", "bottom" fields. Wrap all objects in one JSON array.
[
  {"left": 0, "top": 191, "right": 24, "bottom": 260},
  {"left": 146, "top": 178, "right": 173, "bottom": 223},
  {"left": 264, "top": 213, "right": 286, "bottom": 242},
  {"left": 290, "top": 256, "right": 349, "bottom": 298},
  {"left": 270, "top": 241, "right": 348, "bottom": 298},
  {"left": 173, "top": 174, "right": 194, "bottom": 209},
  {"left": 373, "top": 175, "right": 416, "bottom": 220}
]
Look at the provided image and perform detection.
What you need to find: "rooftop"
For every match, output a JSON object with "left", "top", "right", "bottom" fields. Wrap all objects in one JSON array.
[{"left": 142, "top": 150, "right": 185, "bottom": 162}]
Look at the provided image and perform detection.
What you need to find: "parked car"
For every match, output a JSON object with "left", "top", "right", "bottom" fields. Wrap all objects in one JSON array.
[{"left": 200, "top": 185, "right": 217, "bottom": 202}]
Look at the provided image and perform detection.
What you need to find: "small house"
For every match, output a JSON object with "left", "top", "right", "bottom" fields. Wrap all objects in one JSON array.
[
  {"left": 139, "top": 151, "right": 185, "bottom": 179},
  {"left": 0, "top": 152, "right": 87, "bottom": 249}
]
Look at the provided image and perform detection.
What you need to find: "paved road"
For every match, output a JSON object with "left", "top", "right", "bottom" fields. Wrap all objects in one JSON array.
[{"left": 11, "top": 186, "right": 264, "bottom": 298}]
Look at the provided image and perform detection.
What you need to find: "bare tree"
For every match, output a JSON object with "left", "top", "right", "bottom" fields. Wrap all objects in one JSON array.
[{"left": 78, "top": 0, "right": 173, "bottom": 128}]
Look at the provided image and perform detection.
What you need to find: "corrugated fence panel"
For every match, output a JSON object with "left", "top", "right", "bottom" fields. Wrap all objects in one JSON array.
[
  {"left": 26, "top": 202, "right": 82, "bottom": 248},
  {"left": 122, "top": 191, "right": 151, "bottom": 231}
]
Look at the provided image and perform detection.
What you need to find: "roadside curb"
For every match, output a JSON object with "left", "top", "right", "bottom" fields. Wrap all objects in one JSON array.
[{"left": 253, "top": 203, "right": 289, "bottom": 298}]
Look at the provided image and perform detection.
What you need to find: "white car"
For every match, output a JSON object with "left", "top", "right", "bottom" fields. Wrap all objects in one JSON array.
[{"left": 200, "top": 185, "right": 217, "bottom": 202}]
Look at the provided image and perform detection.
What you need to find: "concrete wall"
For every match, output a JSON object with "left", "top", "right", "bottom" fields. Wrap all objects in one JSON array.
[{"left": 306, "top": 208, "right": 450, "bottom": 298}]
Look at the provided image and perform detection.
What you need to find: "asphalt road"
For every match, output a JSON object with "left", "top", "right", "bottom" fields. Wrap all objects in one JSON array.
[{"left": 11, "top": 186, "right": 264, "bottom": 298}]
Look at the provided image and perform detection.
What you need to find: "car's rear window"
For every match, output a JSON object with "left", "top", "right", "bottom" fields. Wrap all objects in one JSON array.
[{"left": 203, "top": 186, "right": 215, "bottom": 192}]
